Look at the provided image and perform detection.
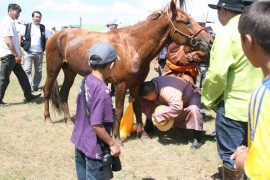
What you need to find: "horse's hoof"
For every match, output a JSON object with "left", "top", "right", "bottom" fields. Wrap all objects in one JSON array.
[
  {"left": 140, "top": 132, "right": 150, "bottom": 139},
  {"left": 65, "top": 117, "right": 74, "bottom": 124},
  {"left": 66, "top": 119, "right": 74, "bottom": 125},
  {"left": 44, "top": 118, "right": 53, "bottom": 124}
]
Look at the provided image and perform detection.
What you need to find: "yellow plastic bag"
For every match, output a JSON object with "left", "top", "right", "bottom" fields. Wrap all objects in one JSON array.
[{"left": 120, "top": 102, "right": 134, "bottom": 140}]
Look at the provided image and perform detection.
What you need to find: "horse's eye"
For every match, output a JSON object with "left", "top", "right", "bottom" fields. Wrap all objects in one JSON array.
[{"left": 183, "top": 21, "right": 191, "bottom": 26}]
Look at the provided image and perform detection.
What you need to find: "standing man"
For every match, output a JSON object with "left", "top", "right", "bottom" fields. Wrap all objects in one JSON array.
[
  {"left": 0, "top": 4, "right": 41, "bottom": 105},
  {"left": 20, "top": 11, "right": 49, "bottom": 92},
  {"left": 202, "top": 0, "right": 264, "bottom": 179}
]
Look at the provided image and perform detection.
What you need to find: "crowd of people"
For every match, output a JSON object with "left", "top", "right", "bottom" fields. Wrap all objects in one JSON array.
[{"left": 1, "top": 0, "right": 269, "bottom": 180}]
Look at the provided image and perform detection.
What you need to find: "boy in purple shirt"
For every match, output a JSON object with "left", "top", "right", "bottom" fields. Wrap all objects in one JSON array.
[{"left": 71, "top": 42, "right": 121, "bottom": 180}]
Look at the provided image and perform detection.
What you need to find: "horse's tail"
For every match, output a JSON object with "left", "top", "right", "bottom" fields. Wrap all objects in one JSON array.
[{"left": 50, "top": 80, "right": 63, "bottom": 114}]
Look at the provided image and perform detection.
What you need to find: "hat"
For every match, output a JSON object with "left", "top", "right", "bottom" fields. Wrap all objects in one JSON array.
[
  {"left": 88, "top": 42, "right": 120, "bottom": 65},
  {"left": 152, "top": 105, "right": 174, "bottom": 132},
  {"left": 208, "top": 0, "right": 245, "bottom": 13}
]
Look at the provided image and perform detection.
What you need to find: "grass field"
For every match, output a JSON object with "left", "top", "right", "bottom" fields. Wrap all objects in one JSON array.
[{"left": 0, "top": 59, "right": 221, "bottom": 180}]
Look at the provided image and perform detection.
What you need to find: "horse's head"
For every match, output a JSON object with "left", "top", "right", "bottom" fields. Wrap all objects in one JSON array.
[{"left": 166, "top": 0, "right": 213, "bottom": 52}]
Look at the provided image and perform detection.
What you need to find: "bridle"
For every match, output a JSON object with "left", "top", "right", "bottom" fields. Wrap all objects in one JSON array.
[{"left": 166, "top": 8, "right": 206, "bottom": 47}]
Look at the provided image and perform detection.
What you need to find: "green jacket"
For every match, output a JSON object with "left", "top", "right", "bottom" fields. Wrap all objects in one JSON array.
[{"left": 201, "top": 15, "right": 264, "bottom": 122}]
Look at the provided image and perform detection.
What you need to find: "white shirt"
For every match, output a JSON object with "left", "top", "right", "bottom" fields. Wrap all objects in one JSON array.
[
  {"left": 20, "top": 23, "right": 50, "bottom": 52},
  {"left": 0, "top": 15, "right": 21, "bottom": 57}
]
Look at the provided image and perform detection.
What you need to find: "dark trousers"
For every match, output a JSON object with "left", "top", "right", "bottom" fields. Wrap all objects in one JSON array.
[
  {"left": 216, "top": 102, "right": 247, "bottom": 170},
  {"left": 75, "top": 148, "right": 104, "bottom": 180},
  {"left": 0, "top": 54, "right": 32, "bottom": 100}
]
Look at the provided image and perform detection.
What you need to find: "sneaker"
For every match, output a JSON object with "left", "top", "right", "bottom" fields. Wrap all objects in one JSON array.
[{"left": 26, "top": 93, "right": 41, "bottom": 102}]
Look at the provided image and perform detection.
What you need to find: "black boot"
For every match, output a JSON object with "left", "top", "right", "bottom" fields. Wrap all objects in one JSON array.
[
  {"left": 25, "top": 93, "right": 41, "bottom": 102},
  {"left": 191, "top": 130, "right": 204, "bottom": 149},
  {"left": 144, "top": 118, "right": 154, "bottom": 133}
]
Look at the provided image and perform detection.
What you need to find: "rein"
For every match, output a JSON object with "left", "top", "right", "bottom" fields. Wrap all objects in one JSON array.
[{"left": 166, "top": 8, "right": 206, "bottom": 47}]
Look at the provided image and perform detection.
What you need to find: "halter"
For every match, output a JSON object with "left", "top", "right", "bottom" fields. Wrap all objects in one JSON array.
[{"left": 166, "top": 8, "right": 207, "bottom": 47}]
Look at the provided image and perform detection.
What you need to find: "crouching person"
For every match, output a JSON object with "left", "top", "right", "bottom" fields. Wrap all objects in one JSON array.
[
  {"left": 71, "top": 42, "right": 121, "bottom": 180},
  {"left": 139, "top": 76, "right": 204, "bottom": 149}
]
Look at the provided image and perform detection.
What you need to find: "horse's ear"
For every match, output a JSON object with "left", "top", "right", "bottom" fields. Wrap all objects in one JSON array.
[
  {"left": 147, "top": 12, "right": 161, "bottom": 20},
  {"left": 179, "top": 0, "right": 185, "bottom": 9},
  {"left": 170, "top": 0, "right": 177, "bottom": 20}
]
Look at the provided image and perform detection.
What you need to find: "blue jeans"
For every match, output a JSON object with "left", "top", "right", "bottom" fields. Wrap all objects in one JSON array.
[
  {"left": 75, "top": 148, "right": 104, "bottom": 180},
  {"left": 216, "top": 102, "right": 247, "bottom": 170}
]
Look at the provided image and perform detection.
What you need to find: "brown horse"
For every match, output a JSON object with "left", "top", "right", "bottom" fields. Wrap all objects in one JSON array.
[{"left": 43, "top": 0, "right": 213, "bottom": 142}]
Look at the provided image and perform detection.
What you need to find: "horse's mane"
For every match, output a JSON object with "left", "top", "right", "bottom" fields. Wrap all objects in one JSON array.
[
  {"left": 117, "top": 1, "right": 186, "bottom": 33},
  {"left": 117, "top": 7, "right": 167, "bottom": 33}
]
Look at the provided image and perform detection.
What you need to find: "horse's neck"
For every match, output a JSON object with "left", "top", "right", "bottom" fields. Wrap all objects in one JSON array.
[{"left": 124, "top": 17, "right": 170, "bottom": 62}]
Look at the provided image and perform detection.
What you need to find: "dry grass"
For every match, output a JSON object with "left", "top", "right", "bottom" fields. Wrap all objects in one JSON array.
[{"left": 0, "top": 60, "right": 221, "bottom": 180}]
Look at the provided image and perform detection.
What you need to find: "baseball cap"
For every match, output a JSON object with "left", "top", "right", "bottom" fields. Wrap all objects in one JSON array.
[{"left": 88, "top": 42, "right": 120, "bottom": 65}]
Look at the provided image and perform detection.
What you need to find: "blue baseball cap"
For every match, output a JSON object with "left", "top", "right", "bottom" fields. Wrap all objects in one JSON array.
[{"left": 88, "top": 42, "right": 120, "bottom": 65}]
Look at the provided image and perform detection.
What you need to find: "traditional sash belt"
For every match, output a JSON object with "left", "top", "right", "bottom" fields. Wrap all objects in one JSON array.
[{"left": 166, "top": 60, "right": 199, "bottom": 78}]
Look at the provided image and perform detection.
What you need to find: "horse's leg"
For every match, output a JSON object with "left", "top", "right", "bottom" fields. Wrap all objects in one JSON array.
[
  {"left": 129, "top": 86, "right": 148, "bottom": 138},
  {"left": 43, "top": 62, "right": 62, "bottom": 123},
  {"left": 60, "top": 64, "right": 77, "bottom": 124},
  {"left": 113, "top": 82, "right": 127, "bottom": 144}
]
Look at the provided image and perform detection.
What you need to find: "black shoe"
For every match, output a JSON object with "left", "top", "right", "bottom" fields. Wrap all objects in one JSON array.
[
  {"left": 26, "top": 93, "right": 41, "bottom": 102},
  {"left": 0, "top": 100, "right": 8, "bottom": 106},
  {"left": 191, "top": 130, "right": 204, "bottom": 149},
  {"left": 144, "top": 118, "right": 154, "bottom": 133},
  {"left": 32, "top": 87, "right": 39, "bottom": 92},
  {"left": 191, "top": 139, "right": 204, "bottom": 149}
]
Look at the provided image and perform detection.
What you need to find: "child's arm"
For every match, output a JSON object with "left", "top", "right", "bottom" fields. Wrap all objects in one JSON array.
[{"left": 92, "top": 124, "right": 121, "bottom": 156}]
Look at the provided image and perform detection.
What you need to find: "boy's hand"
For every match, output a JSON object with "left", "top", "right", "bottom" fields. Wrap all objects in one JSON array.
[
  {"left": 110, "top": 142, "right": 121, "bottom": 156},
  {"left": 230, "top": 145, "right": 248, "bottom": 160},
  {"left": 230, "top": 145, "right": 248, "bottom": 172}
]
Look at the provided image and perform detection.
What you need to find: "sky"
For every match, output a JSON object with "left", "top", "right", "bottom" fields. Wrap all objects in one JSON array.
[{"left": 0, "top": 0, "right": 221, "bottom": 32}]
